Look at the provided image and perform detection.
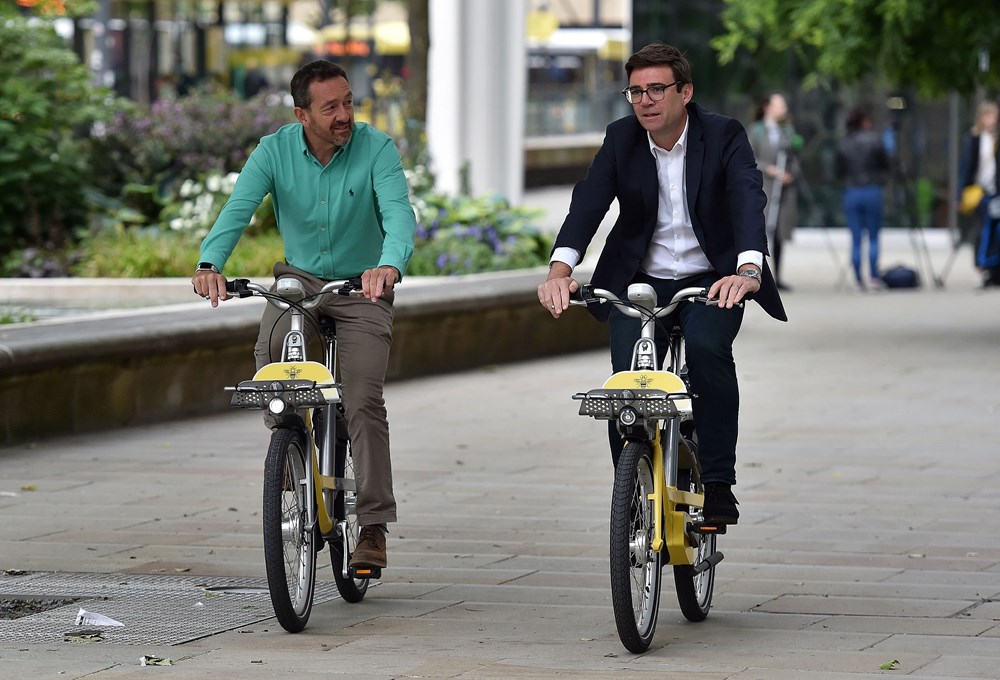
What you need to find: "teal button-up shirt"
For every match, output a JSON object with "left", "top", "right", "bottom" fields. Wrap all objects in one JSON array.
[{"left": 199, "top": 121, "right": 416, "bottom": 280}]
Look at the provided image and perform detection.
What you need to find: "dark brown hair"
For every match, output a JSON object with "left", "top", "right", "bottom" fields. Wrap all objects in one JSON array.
[
  {"left": 846, "top": 107, "right": 871, "bottom": 134},
  {"left": 290, "top": 60, "right": 350, "bottom": 109},
  {"left": 624, "top": 43, "right": 691, "bottom": 91}
]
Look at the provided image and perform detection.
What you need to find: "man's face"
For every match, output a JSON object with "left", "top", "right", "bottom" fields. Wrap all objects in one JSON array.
[
  {"left": 627, "top": 65, "right": 692, "bottom": 145},
  {"left": 295, "top": 76, "right": 354, "bottom": 150}
]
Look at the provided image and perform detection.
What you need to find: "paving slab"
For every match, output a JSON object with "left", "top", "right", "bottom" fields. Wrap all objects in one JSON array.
[{"left": 1, "top": 220, "right": 1000, "bottom": 677}]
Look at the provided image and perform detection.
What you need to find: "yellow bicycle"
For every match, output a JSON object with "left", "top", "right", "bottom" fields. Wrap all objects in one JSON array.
[
  {"left": 225, "top": 276, "right": 375, "bottom": 633},
  {"left": 572, "top": 283, "right": 726, "bottom": 652}
]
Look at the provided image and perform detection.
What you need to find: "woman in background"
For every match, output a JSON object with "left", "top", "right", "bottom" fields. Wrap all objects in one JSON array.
[{"left": 748, "top": 93, "right": 799, "bottom": 291}]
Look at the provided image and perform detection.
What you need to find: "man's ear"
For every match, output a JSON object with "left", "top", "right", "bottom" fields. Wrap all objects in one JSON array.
[
  {"left": 682, "top": 83, "right": 694, "bottom": 105},
  {"left": 294, "top": 106, "right": 308, "bottom": 125}
]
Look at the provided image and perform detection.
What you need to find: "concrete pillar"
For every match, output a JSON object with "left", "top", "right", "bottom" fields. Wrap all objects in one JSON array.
[{"left": 427, "top": 0, "right": 526, "bottom": 203}]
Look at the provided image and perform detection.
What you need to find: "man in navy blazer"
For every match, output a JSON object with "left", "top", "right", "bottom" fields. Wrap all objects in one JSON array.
[{"left": 538, "top": 43, "right": 786, "bottom": 525}]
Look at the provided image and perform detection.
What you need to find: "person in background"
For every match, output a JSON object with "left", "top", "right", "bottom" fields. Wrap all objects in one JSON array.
[
  {"left": 834, "top": 107, "right": 890, "bottom": 292},
  {"left": 241, "top": 58, "right": 270, "bottom": 99},
  {"left": 192, "top": 60, "right": 416, "bottom": 571},
  {"left": 958, "top": 100, "right": 999, "bottom": 287},
  {"left": 748, "top": 93, "right": 799, "bottom": 291},
  {"left": 537, "top": 43, "right": 786, "bottom": 526}
]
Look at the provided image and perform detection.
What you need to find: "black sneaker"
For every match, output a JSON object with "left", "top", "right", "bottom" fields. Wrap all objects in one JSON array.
[{"left": 703, "top": 483, "right": 740, "bottom": 525}]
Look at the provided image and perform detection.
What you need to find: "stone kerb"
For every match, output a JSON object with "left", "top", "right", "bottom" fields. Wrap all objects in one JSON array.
[{"left": 0, "top": 270, "right": 606, "bottom": 445}]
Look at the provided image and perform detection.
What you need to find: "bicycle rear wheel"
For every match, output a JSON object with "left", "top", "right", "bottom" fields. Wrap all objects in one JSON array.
[
  {"left": 609, "top": 440, "right": 662, "bottom": 653},
  {"left": 673, "top": 461, "right": 716, "bottom": 622},
  {"left": 329, "top": 406, "right": 369, "bottom": 602},
  {"left": 262, "top": 427, "right": 316, "bottom": 632}
]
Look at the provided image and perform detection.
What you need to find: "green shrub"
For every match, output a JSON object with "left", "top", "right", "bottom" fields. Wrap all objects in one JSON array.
[
  {"left": 72, "top": 226, "right": 282, "bottom": 278},
  {"left": 0, "top": 10, "right": 117, "bottom": 250},
  {"left": 87, "top": 86, "right": 293, "bottom": 228},
  {"left": 407, "top": 193, "right": 552, "bottom": 275}
]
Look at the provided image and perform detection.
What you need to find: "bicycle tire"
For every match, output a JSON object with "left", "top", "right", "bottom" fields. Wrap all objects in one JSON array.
[
  {"left": 262, "top": 427, "right": 317, "bottom": 632},
  {"left": 329, "top": 407, "right": 369, "bottom": 603},
  {"left": 673, "top": 457, "right": 716, "bottom": 622},
  {"left": 609, "top": 440, "right": 662, "bottom": 653}
]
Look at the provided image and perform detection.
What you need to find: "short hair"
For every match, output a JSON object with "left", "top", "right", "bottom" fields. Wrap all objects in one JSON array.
[
  {"left": 290, "top": 60, "right": 350, "bottom": 109},
  {"left": 624, "top": 43, "right": 692, "bottom": 91},
  {"left": 972, "top": 100, "right": 999, "bottom": 135},
  {"left": 845, "top": 107, "right": 870, "bottom": 134}
]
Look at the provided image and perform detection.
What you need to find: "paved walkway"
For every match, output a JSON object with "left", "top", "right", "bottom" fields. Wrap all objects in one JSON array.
[{"left": 1, "top": 212, "right": 1000, "bottom": 678}]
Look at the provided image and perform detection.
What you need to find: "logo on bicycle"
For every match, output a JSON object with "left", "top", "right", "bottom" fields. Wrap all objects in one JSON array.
[
  {"left": 283, "top": 366, "right": 302, "bottom": 379},
  {"left": 633, "top": 374, "right": 654, "bottom": 389}
]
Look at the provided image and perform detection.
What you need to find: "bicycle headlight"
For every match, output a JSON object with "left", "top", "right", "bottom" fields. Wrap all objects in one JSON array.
[
  {"left": 268, "top": 397, "right": 286, "bottom": 414},
  {"left": 619, "top": 406, "right": 637, "bottom": 426}
]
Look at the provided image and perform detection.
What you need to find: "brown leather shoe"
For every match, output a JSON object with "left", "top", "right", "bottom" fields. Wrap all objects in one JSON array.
[{"left": 349, "top": 526, "right": 387, "bottom": 569}]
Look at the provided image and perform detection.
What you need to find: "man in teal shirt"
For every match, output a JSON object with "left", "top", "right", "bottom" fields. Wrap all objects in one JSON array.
[{"left": 192, "top": 60, "right": 416, "bottom": 570}]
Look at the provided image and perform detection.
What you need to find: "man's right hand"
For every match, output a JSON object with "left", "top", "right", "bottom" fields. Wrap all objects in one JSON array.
[
  {"left": 191, "top": 269, "right": 229, "bottom": 308},
  {"left": 537, "top": 261, "right": 579, "bottom": 318}
]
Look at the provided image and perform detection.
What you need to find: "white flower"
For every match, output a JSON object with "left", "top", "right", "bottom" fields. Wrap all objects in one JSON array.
[
  {"left": 179, "top": 179, "right": 195, "bottom": 198},
  {"left": 169, "top": 217, "right": 185, "bottom": 231},
  {"left": 206, "top": 174, "right": 222, "bottom": 193}
]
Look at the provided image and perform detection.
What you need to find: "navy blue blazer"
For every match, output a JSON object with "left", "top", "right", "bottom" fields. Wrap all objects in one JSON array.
[{"left": 554, "top": 103, "right": 787, "bottom": 322}]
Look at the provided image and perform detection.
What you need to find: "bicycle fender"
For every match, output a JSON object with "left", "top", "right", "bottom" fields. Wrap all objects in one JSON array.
[
  {"left": 253, "top": 361, "right": 340, "bottom": 403},
  {"left": 602, "top": 371, "right": 691, "bottom": 413}
]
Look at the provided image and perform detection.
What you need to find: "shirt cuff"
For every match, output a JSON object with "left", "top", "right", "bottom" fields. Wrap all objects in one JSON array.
[
  {"left": 737, "top": 250, "right": 763, "bottom": 270},
  {"left": 550, "top": 247, "right": 581, "bottom": 270}
]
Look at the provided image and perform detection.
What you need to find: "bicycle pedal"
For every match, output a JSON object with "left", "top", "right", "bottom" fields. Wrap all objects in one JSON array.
[
  {"left": 349, "top": 565, "right": 381, "bottom": 579},
  {"left": 690, "top": 521, "right": 727, "bottom": 535}
]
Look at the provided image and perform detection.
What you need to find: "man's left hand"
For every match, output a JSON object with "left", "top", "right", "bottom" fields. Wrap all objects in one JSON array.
[
  {"left": 361, "top": 265, "right": 399, "bottom": 301},
  {"left": 708, "top": 271, "right": 760, "bottom": 309}
]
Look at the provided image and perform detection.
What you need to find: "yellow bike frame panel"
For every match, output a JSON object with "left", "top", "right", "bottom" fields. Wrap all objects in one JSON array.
[
  {"left": 602, "top": 371, "right": 692, "bottom": 413},
  {"left": 253, "top": 361, "right": 340, "bottom": 403},
  {"left": 312, "top": 454, "right": 335, "bottom": 535},
  {"left": 650, "top": 430, "right": 666, "bottom": 553}
]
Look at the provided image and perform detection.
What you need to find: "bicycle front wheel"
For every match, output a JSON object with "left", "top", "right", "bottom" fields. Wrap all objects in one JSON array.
[
  {"left": 329, "top": 407, "right": 369, "bottom": 602},
  {"left": 673, "top": 464, "right": 716, "bottom": 622},
  {"left": 262, "top": 427, "right": 317, "bottom": 632},
  {"left": 609, "top": 440, "right": 662, "bottom": 653}
]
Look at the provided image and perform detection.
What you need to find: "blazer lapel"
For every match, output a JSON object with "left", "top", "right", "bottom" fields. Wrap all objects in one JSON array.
[{"left": 685, "top": 105, "right": 706, "bottom": 241}]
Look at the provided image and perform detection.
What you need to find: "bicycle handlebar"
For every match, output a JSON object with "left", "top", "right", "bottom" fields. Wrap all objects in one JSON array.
[
  {"left": 570, "top": 284, "right": 719, "bottom": 319},
  {"left": 226, "top": 277, "right": 364, "bottom": 311}
]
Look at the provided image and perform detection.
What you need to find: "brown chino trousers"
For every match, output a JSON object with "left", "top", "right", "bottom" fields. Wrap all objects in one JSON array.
[{"left": 254, "top": 262, "right": 397, "bottom": 527}]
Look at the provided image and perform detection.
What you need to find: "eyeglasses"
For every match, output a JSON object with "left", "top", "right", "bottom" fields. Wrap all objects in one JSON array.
[{"left": 621, "top": 81, "right": 682, "bottom": 104}]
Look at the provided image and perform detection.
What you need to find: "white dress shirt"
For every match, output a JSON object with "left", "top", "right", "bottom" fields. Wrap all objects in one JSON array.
[
  {"left": 552, "top": 119, "right": 762, "bottom": 276},
  {"left": 977, "top": 132, "right": 997, "bottom": 195}
]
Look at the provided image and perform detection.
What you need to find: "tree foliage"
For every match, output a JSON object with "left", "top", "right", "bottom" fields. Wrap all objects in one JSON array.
[
  {"left": 0, "top": 7, "right": 115, "bottom": 248},
  {"left": 712, "top": 0, "right": 1000, "bottom": 96}
]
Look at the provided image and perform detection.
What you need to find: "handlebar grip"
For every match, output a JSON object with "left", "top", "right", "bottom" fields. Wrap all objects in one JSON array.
[
  {"left": 569, "top": 283, "right": 595, "bottom": 304},
  {"left": 226, "top": 278, "right": 253, "bottom": 298}
]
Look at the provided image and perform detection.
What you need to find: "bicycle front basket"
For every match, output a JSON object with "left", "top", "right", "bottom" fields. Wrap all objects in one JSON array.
[{"left": 230, "top": 379, "right": 339, "bottom": 410}]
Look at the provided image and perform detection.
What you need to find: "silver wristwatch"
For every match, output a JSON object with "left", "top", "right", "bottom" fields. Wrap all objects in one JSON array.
[{"left": 739, "top": 267, "right": 762, "bottom": 283}]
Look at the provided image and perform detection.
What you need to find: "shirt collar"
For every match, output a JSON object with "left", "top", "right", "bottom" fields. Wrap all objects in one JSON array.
[{"left": 647, "top": 117, "right": 689, "bottom": 155}]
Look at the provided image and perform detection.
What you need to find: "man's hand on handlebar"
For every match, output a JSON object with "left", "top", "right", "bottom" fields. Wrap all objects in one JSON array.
[
  {"left": 192, "top": 270, "right": 229, "bottom": 308},
  {"left": 361, "top": 265, "right": 399, "bottom": 302},
  {"left": 708, "top": 272, "right": 760, "bottom": 309},
  {"left": 537, "top": 261, "right": 580, "bottom": 318}
]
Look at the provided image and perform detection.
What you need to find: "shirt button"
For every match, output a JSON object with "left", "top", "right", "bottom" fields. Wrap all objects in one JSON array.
[{"left": 320, "top": 200, "right": 326, "bottom": 205}]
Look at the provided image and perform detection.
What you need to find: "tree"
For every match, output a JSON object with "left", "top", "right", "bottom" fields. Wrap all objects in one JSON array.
[
  {"left": 405, "top": 0, "right": 428, "bottom": 125},
  {"left": 712, "top": 0, "right": 1000, "bottom": 96},
  {"left": 0, "top": 0, "right": 114, "bottom": 250}
]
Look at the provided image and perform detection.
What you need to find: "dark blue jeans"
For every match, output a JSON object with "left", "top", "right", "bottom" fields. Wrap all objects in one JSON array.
[
  {"left": 843, "top": 185, "right": 884, "bottom": 283},
  {"left": 607, "top": 272, "right": 744, "bottom": 485}
]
